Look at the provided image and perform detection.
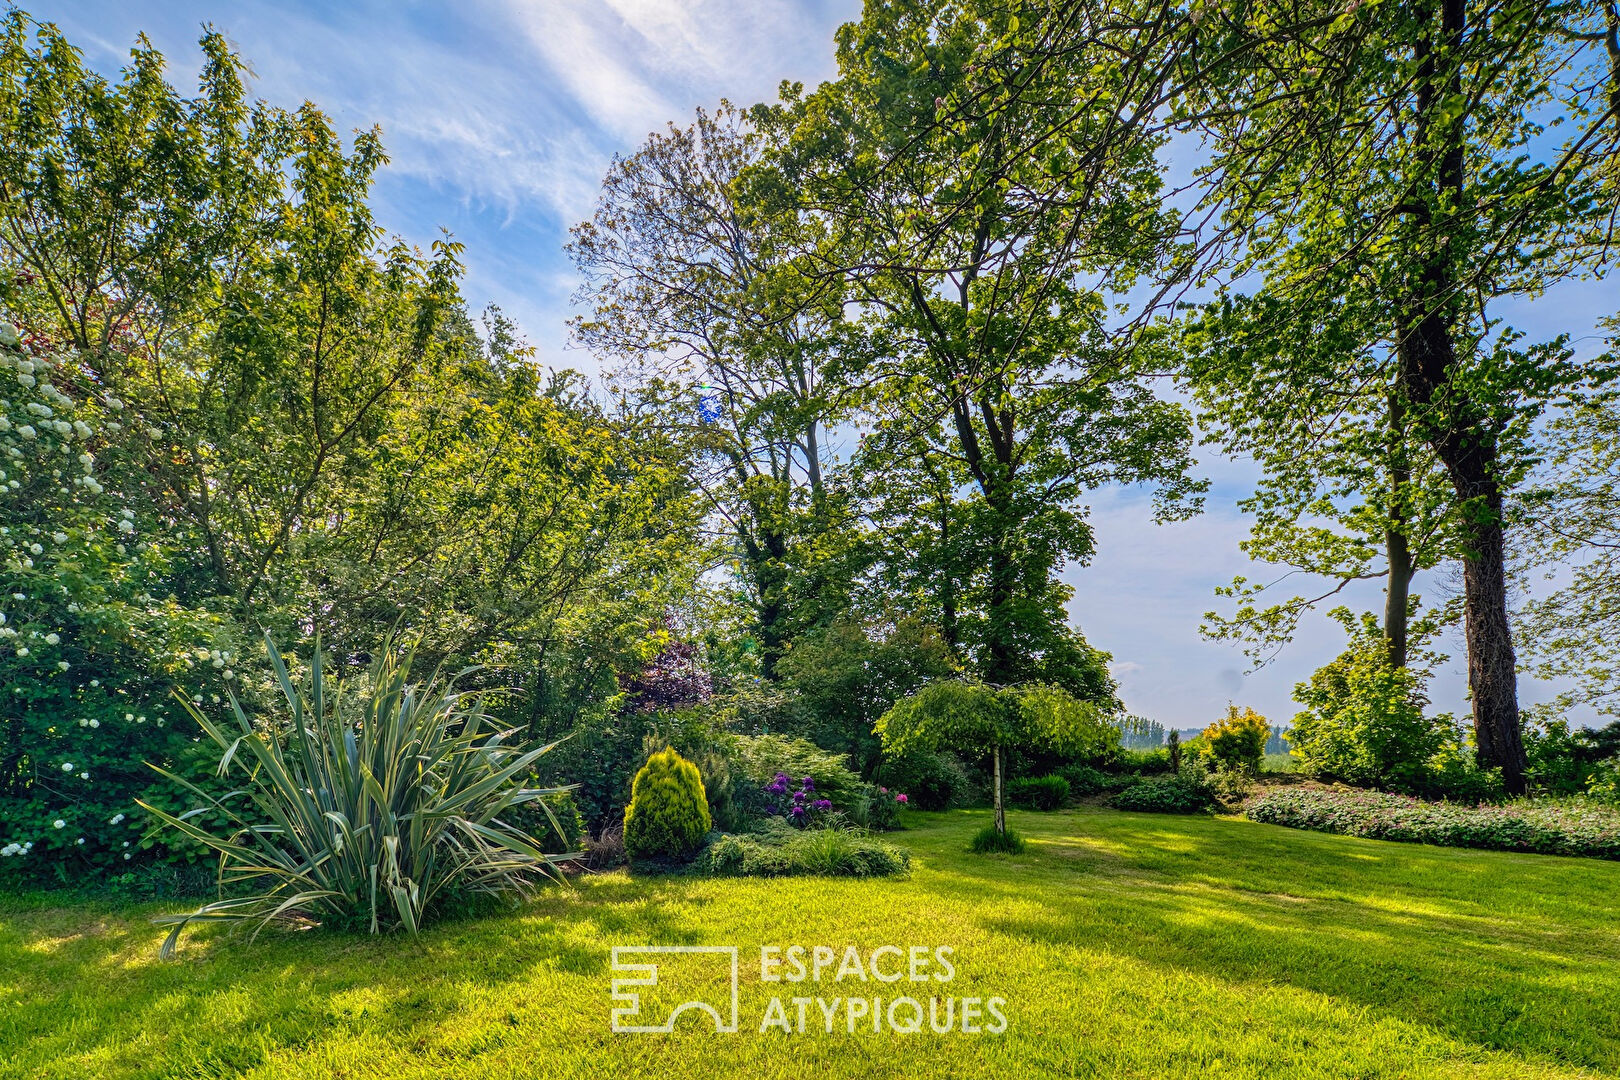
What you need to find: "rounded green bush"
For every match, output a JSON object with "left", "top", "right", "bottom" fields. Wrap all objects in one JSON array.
[
  {"left": 1108, "top": 776, "right": 1213, "bottom": 814},
  {"left": 623, "top": 748, "right": 712, "bottom": 860}
]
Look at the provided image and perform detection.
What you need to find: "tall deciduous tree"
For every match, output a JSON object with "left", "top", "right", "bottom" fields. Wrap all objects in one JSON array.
[
  {"left": 570, "top": 104, "right": 856, "bottom": 678},
  {"left": 770, "top": 0, "right": 1204, "bottom": 688},
  {"left": 1515, "top": 319, "right": 1620, "bottom": 716},
  {"left": 1179, "top": 0, "right": 1620, "bottom": 791}
]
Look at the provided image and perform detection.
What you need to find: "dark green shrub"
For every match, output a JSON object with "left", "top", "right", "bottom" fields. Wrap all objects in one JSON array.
[
  {"left": 873, "top": 749, "right": 974, "bottom": 810},
  {"left": 968, "top": 825, "right": 1025, "bottom": 853},
  {"left": 623, "top": 748, "right": 712, "bottom": 860},
  {"left": 1415, "top": 747, "right": 1505, "bottom": 803},
  {"left": 862, "top": 785, "right": 905, "bottom": 830},
  {"left": 1057, "top": 763, "right": 1111, "bottom": 796},
  {"left": 1007, "top": 774, "right": 1070, "bottom": 810},
  {"left": 697, "top": 827, "right": 909, "bottom": 878},
  {"left": 1108, "top": 776, "right": 1213, "bottom": 814},
  {"left": 1524, "top": 716, "right": 1620, "bottom": 798},
  {"left": 1247, "top": 789, "right": 1620, "bottom": 860}
]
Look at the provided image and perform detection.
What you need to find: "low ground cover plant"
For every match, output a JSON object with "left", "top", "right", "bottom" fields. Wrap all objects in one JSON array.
[
  {"left": 968, "top": 824, "right": 1026, "bottom": 853},
  {"left": 1247, "top": 788, "right": 1620, "bottom": 860}
]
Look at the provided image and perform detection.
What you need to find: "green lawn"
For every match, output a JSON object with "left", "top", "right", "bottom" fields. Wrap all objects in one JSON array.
[{"left": 3, "top": 808, "right": 1618, "bottom": 1079}]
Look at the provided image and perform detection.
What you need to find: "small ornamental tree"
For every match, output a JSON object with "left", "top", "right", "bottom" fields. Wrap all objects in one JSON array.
[
  {"left": 876, "top": 681, "right": 1117, "bottom": 838},
  {"left": 1202, "top": 706, "right": 1270, "bottom": 775},
  {"left": 622, "top": 748, "right": 712, "bottom": 861}
]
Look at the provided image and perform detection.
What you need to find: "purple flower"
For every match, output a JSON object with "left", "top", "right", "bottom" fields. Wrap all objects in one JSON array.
[
  {"left": 814, "top": 799, "right": 832, "bottom": 811},
  {"left": 765, "top": 804, "right": 778, "bottom": 816},
  {"left": 790, "top": 805, "right": 806, "bottom": 818},
  {"left": 800, "top": 777, "right": 814, "bottom": 791}
]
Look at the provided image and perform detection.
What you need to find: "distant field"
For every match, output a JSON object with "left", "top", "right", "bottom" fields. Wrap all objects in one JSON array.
[{"left": 3, "top": 807, "right": 1617, "bottom": 1079}]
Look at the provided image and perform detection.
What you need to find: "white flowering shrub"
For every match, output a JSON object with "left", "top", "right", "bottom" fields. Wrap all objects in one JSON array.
[{"left": 0, "top": 324, "right": 240, "bottom": 884}]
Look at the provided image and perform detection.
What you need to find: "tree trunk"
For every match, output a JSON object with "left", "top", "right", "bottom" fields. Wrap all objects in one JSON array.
[
  {"left": 1384, "top": 394, "right": 1413, "bottom": 669},
  {"left": 1384, "top": 527, "right": 1411, "bottom": 669},
  {"left": 993, "top": 744, "right": 1006, "bottom": 835},
  {"left": 1395, "top": 0, "right": 1525, "bottom": 793},
  {"left": 1398, "top": 316, "right": 1526, "bottom": 793},
  {"left": 1457, "top": 476, "right": 1525, "bottom": 793},
  {"left": 937, "top": 491, "right": 959, "bottom": 650}
]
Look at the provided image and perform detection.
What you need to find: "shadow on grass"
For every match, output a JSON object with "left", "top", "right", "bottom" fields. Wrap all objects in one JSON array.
[
  {"left": 897, "top": 808, "right": 1620, "bottom": 1073},
  {"left": 3, "top": 809, "right": 1618, "bottom": 1078}
]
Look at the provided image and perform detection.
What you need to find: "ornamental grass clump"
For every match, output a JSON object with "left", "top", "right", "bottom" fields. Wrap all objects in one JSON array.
[
  {"left": 141, "top": 634, "right": 575, "bottom": 958},
  {"left": 622, "top": 747, "right": 712, "bottom": 860}
]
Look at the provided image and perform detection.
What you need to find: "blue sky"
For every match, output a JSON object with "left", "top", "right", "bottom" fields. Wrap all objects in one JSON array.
[{"left": 34, "top": 0, "right": 1611, "bottom": 731}]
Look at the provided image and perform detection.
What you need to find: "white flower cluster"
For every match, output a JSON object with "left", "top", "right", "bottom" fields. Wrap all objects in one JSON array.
[{"left": 0, "top": 841, "right": 33, "bottom": 857}]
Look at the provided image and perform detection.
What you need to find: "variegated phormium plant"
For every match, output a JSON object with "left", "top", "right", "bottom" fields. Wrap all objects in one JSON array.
[{"left": 141, "top": 634, "right": 576, "bottom": 958}]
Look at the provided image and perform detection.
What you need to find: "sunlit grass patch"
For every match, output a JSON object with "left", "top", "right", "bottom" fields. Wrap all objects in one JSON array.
[{"left": 2, "top": 807, "right": 1618, "bottom": 1079}]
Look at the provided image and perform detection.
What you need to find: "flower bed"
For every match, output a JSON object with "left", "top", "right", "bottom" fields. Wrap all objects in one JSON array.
[{"left": 1246, "top": 788, "right": 1620, "bottom": 860}]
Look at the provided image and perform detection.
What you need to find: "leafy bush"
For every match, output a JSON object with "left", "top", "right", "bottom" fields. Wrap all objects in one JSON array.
[
  {"left": 1247, "top": 789, "right": 1620, "bottom": 860},
  {"left": 1524, "top": 715, "right": 1620, "bottom": 798},
  {"left": 1288, "top": 612, "right": 1457, "bottom": 792},
  {"left": 1108, "top": 776, "right": 1214, "bottom": 814},
  {"left": 0, "top": 329, "right": 239, "bottom": 884},
  {"left": 968, "top": 825, "right": 1025, "bottom": 853},
  {"left": 1056, "top": 763, "right": 1111, "bottom": 796},
  {"left": 1204, "top": 763, "right": 1254, "bottom": 807},
  {"left": 862, "top": 785, "right": 907, "bottom": 830},
  {"left": 142, "top": 636, "right": 571, "bottom": 957},
  {"left": 505, "top": 790, "right": 586, "bottom": 851},
  {"left": 872, "top": 749, "right": 976, "bottom": 810},
  {"left": 1588, "top": 758, "right": 1620, "bottom": 802},
  {"left": 732, "top": 733, "right": 862, "bottom": 812},
  {"left": 623, "top": 748, "right": 712, "bottom": 861},
  {"left": 1007, "top": 774, "right": 1070, "bottom": 810},
  {"left": 1115, "top": 748, "right": 1173, "bottom": 775},
  {"left": 698, "top": 827, "right": 909, "bottom": 878},
  {"left": 1418, "top": 746, "right": 1505, "bottom": 803},
  {"left": 1202, "top": 705, "right": 1269, "bottom": 774}
]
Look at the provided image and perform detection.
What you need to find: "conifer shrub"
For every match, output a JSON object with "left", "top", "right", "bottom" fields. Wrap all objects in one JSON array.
[{"left": 622, "top": 748, "right": 712, "bottom": 860}]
